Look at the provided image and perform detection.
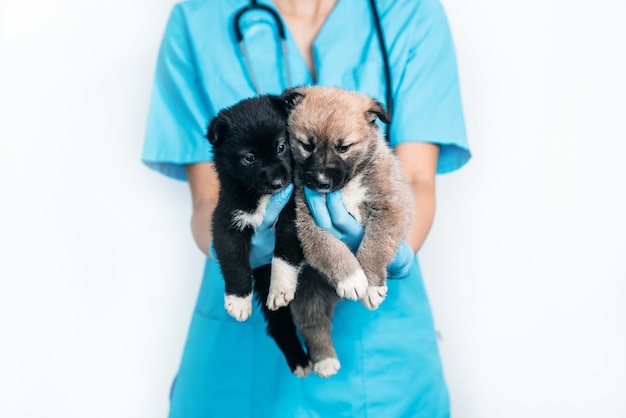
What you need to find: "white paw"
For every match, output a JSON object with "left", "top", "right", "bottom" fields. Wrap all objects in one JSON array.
[
  {"left": 335, "top": 270, "right": 368, "bottom": 300},
  {"left": 267, "top": 258, "right": 299, "bottom": 310},
  {"left": 293, "top": 362, "right": 312, "bottom": 378},
  {"left": 267, "top": 288, "right": 294, "bottom": 310},
  {"left": 361, "top": 285, "right": 388, "bottom": 310},
  {"left": 313, "top": 357, "right": 341, "bottom": 378},
  {"left": 224, "top": 294, "right": 252, "bottom": 322}
]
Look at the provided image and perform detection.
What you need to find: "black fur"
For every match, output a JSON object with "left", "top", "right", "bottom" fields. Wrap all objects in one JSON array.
[
  {"left": 252, "top": 264, "right": 309, "bottom": 373},
  {"left": 207, "top": 95, "right": 309, "bottom": 374}
]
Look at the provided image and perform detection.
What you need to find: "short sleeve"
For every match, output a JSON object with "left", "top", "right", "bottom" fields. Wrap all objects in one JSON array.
[
  {"left": 390, "top": 0, "right": 471, "bottom": 174},
  {"left": 141, "top": 5, "right": 214, "bottom": 181}
]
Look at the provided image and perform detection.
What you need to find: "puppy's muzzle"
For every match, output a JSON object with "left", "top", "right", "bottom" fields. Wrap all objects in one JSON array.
[
  {"left": 263, "top": 166, "right": 291, "bottom": 193},
  {"left": 303, "top": 155, "right": 348, "bottom": 192},
  {"left": 305, "top": 171, "right": 337, "bottom": 192},
  {"left": 270, "top": 178, "right": 287, "bottom": 191}
]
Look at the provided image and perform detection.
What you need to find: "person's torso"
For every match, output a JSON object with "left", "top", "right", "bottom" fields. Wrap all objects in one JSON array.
[{"left": 176, "top": 0, "right": 420, "bottom": 113}]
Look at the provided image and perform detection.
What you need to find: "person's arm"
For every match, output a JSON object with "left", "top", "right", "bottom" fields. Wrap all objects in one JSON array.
[
  {"left": 394, "top": 142, "right": 440, "bottom": 253},
  {"left": 185, "top": 162, "right": 220, "bottom": 258}
]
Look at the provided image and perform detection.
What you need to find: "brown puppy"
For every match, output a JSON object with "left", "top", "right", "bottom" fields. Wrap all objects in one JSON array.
[{"left": 270, "top": 86, "right": 415, "bottom": 377}]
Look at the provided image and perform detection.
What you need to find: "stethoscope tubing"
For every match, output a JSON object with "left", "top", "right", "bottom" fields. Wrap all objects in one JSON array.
[
  {"left": 368, "top": 0, "right": 393, "bottom": 129},
  {"left": 233, "top": 2, "right": 292, "bottom": 93}
]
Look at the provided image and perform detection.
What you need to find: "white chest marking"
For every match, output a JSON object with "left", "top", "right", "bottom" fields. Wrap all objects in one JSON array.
[
  {"left": 340, "top": 175, "right": 367, "bottom": 223},
  {"left": 231, "top": 195, "right": 272, "bottom": 231}
]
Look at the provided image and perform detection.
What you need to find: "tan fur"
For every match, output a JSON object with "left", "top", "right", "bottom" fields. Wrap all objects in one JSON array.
[{"left": 286, "top": 86, "right": 415, "bottom": 308}]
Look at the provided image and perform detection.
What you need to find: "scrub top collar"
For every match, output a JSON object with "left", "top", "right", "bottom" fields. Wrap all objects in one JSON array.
[{"left": 237, "top": 0, "right": 367, "bottom": 87}]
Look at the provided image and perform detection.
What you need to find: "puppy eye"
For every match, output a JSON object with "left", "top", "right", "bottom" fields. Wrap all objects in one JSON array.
[
  {"left": 336, "top": 144, "right": 351, "bottom": 153},
  {"left": 242, "top": 154, "right": 256, "bottom": 164},
  {"left": 277, "top": 143, "right": 286, "bottom": 154},
  {"left": 300, "top": 141, "right": 315, "bottom": 152}
]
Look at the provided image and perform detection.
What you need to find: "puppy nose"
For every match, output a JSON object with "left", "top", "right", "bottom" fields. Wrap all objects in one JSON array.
[
  {"left": 316, "top": 181, "right": 331, "bottom": 190},
  {"left": 270, "top": 178, "right": 285, "bottom": 190},
  {"left": 314, "top": 174, "right": 332, "bottom": 191}
]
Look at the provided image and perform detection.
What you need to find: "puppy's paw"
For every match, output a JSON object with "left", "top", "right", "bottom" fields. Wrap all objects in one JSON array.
[
  {"left": 267, "top": 257, "right": 299, "bottom": 310},
  {"left": 267, "top": 287, "right": 295, "bottom": 310},
  {"left": 361, "top": 285, "right": 388, "bottom": 310},
  {"left": 336, "top": 270, "right": 368, "bottom": 300},
  {"left": 292, "top": 361, "right": 312, "bottom": 378},
  {"left": 313, "top": 357, "right": 341, "bottom": 378},
  {"left": 224, "top": 294, "right": 252, "bottom": 322}
]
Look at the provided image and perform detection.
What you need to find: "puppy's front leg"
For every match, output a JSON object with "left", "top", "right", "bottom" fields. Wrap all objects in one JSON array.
[
  {"left": 268, "top": 197, "right": 302, "bottom": 310},
  {"left": 356, "top": 213, "right": 405, "bottom": 310},
  {"left": 213, "top": 223, "right": 255, "bottom": 321},
  {"left": 296, "top": 196, "right": 367, "bottom": 300}
]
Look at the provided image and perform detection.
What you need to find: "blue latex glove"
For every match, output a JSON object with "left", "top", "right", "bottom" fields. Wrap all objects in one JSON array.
[
  {"left": 209, "top": 184, "right": 294, "bottom": 269},
  {"left": 304, "top": 186, "right": 413, "bottom": 279},
  {"left": 386, "top": 241, "right": 415, "bottom": 280},
  {"left": 249, "top": 184, "right": 294, "bottom": 268},
  {"left": 304, "top": 187, "right": 363, "bottom": 251}
]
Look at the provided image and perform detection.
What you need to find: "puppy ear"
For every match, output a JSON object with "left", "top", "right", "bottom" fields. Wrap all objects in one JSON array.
[
  {"left": 279, "top": 88, "right": 305, "bottom": 111},
  {"left": 206, "top": 114, "right": 230, "bottom": 146},
  {"left": 268, "top": 95, "right": 289, "bottom": 117},
  {"left": 365, "top": 100, "right": 391, "bottom": 124}
]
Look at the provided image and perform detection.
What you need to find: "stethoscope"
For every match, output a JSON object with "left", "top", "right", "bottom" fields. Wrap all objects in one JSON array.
[{"left": 233, "top": 0, "right": 393, "bottom": 140}]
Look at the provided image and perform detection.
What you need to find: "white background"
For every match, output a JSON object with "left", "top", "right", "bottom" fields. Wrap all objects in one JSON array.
[{"left": 1, "top": 0, "right": 625, "bottom": 417}]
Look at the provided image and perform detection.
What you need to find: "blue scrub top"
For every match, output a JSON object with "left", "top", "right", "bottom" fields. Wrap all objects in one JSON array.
[{"left": 142, "top": 0, "right": 471, "bottom": 417}]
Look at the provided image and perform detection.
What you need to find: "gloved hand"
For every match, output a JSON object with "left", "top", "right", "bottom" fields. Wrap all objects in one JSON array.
[
  {"left": 386, "top": 241, "right": 414, "bottom": 280},
  {"left": 209, "top": 184, "right": 294, "bottom": 269},
  {"left": 249, "top": 184, "right": 294, "bottom": 268},
  {"left": 305, "top": 186, "right": 414, "bottom": 279},
  {"left": 304, "top": 187, "right": 363, "bottom": 251}
]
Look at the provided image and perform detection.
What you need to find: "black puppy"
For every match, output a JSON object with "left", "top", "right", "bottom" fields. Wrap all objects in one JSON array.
[{"left": 206, "top": 95, "right": 310, "bottom": 376}]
